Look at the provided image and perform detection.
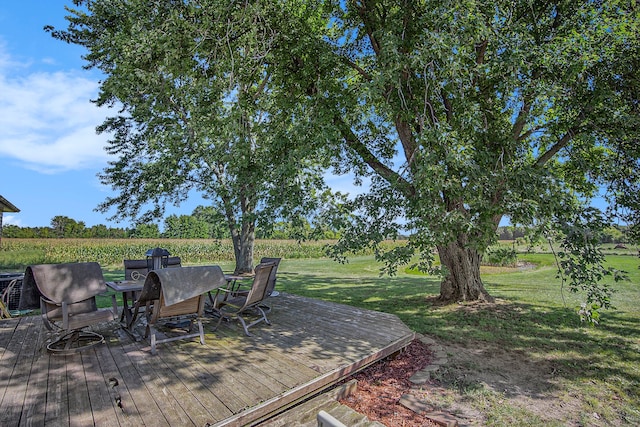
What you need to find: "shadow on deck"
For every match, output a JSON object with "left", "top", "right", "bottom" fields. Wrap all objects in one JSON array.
[{"left": 0, "top": 293, "right": 415, "bottom": 426}]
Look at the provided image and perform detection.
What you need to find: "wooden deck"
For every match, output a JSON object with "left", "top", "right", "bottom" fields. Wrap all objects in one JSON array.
[{"left": 0, "top": 293, "right": 414, "bottom": 426}]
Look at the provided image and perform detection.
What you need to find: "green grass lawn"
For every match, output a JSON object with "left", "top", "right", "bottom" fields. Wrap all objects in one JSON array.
[{"left": 251, "top": 254, "right": 640, "bottom": 426}]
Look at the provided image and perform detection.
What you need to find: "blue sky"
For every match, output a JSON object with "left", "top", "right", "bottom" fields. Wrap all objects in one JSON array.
[
  {"left": 0, "top": 2, "right": 607, "bottom": 231},
  {"left": 0, "top": 1, "right": 363, "bottom": 230},
  {"left": 0, "top": 1, "right": 126, "bottom": 228}
]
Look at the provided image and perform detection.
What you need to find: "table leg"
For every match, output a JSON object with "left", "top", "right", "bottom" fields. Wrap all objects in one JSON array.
[{"left": 122, "top": 291, "right": 134, "bottom": 328}]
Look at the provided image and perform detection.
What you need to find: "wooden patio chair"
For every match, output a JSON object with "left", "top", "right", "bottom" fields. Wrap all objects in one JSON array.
[
  {"left": 213, "top": 262, "right": 276, "bottom": 336},
  {"left": 229, "top": 257, "right": 281, "bottom": 312},
  {"left": 22, "top": 262, "right": 118, "bottom": 354},
  {"left": 127, "top": 265, "right": 227, "bottom": 354}
]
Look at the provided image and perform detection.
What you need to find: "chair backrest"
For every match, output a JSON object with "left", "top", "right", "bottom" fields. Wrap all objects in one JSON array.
[
  {"left": 165, "top": 256, "right": 182, "bottom": 268},
  {"left": 24, "top": 262, "right": 106, "bottom": 305},
  {"left": 140, "top": 266, "right": 227, "bottom": 321},
  {"left": 259, "top": 257, "right": 281, "bottom": 297},
  {"left": 243, "top": 262, "right": 275, "bottom": 309},
  {"left": 23, "top": 262, "right": 106, "bottom": 318},
  {"left": 124, "top": 259, "right": 148, "bottom": 280},
  {"left": 124, "top": 257, "right": 182, "bottom": 280}
]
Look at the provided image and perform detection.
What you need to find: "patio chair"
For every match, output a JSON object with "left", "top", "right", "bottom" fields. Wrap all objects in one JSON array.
[
  {"left": 22, "top": 262, "right": 118, "bottom": 354},
  {"left": 124, "top": 256, "right": 182, "bottom": 281},
  {"left": 127, "top": 265, "right": 226, "bottom": 354},
  {"left": 122, "top": 257, "right": 182, "bottom": 321},
  {"left": 213, "top": 262, "right": 276, "bottom": 336},
  {"left": 230, "top": 257, "right": 281, "bottom": 312}
]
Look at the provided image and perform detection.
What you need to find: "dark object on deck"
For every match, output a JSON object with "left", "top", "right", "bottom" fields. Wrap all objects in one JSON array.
[{"left": 0, "top": 273, "right": 24, "bottom": 312}]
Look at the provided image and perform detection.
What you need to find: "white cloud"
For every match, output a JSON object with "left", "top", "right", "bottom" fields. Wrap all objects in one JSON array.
[
  {"left": 2, "top": 215, "right": 21, "bottom": 226},
  {"left": 0, "top": 46, "right": 111, "bottom": 173}
]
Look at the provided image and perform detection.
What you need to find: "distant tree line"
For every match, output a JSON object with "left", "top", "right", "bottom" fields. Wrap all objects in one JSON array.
[
  {"left": 496, "top": 226, "right": 631, "bottom": 245},
  {"left": 3, "top": 206, "right": 341, "bottom": 240},
  {"left": 5, "top": 212, "right": 628, "bottom": 244}
]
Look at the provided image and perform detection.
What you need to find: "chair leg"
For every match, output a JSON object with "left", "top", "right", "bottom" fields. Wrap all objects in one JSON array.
[
  {"left": 197, "top": 320, "right": 205, "bottom": 345},
  {"left": 213, "top": 313, "right": 225, "bottom": 331},
  {"left": 237, "top": 306, "right": 271, "bottom": 336},
  {"left": 151, "top": 332, "right": 157, "bottom": 355},
  {"left": 257, "top": 306, "right": 271, "bottom": 326},
  {"left": 258, "top": 302, "right": 272, "bottom": 314},
  {"left": 236, "top": 314, "right": 251, "bottom": 336}
]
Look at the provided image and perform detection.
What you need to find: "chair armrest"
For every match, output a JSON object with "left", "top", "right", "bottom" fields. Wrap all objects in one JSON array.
[
  {"left": 39, "top": 296, "right": 62, "bottom": 316},
  {"left": 40, "top": 296, "right": 60, "bottom": 307},
  {"left": 210, "top": 287, "right": 230, "bottom": 306}
]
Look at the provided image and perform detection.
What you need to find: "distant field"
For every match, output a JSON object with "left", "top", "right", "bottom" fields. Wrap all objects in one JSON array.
[
  {"left": 1, "top": 238, "right": 636, "bottom": 272},
  {"left": 0, "top": 238, "right": 344, "bottom": 270}
]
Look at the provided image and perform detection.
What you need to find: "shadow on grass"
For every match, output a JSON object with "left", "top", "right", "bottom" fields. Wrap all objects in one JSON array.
[{"left": 278, "top": 271, "right": 640, "bottom": 404}]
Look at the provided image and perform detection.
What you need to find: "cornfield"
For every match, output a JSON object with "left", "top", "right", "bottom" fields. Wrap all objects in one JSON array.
[{"left": 0, "top": 238, "right": 399, "bottom": 270}]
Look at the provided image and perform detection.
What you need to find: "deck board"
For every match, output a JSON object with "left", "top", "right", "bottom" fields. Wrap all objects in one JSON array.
[{"left": 0, "top": 293, "right": 414, "bottom": 426}]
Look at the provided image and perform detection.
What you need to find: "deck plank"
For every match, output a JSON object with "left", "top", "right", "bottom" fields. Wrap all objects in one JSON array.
[
  {"left": 148, "top": 342, "right": 234, "bottom": 423},
  {"left": 0, "top": 316, "right": 41, "bottom": 426},
  {"left": 67, "top": 352, "right": 95, "bottom": 427},
  {"left": 107, "top": 341, "right": 171, "bottom": 426},
  {"left": 20, "top": 345, "right": 49, "bottom": 427},
  {"left": 94, "top": 335, "right": 146, "bottom": 427},
  {"left": 80, "top": 347, "right": 121, "bottom": 427},
  {"left": 0, "top": 293, "right": 414, "bottom": 427},
  {"left": 44, "top": 352, "right": 69, "bottom": 426}
]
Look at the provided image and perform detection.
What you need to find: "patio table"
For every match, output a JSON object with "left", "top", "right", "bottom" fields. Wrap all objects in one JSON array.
[
  {"left": 109, "top": 275, "right": 247, "bottom": 327},
  {"left": 106, "top": 279, "right": 144, "bottom": 328}
]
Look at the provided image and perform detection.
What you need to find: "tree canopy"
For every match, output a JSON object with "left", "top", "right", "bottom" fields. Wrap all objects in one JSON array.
[
  {"left": 50, "top": 0, "right": 639, "bottom": 318},
  {"left": 50, "top": 0, "right": 337, "bottom": 273},
  {"left": 276, "top": 0, "right": 639, "bottom": 315}
]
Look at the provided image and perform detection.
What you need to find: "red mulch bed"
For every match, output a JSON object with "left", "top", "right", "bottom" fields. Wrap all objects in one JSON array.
[{"left": 338, "top": 339, "right": 440, "bottom": 426}]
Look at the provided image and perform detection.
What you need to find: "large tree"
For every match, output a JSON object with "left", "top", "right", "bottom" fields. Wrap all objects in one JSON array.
[
  {"left": 270, "top": 0, "right": 640, "bottom": 304},
  {"left": 50, "top": 0, "right": 333, "bottom": 273},
  {"left": 51, "top": 0, "right": 639, "bottom": 307}
]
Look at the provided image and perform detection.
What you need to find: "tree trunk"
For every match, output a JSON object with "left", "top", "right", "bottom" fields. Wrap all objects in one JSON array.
[
  {"left": 437, "top": 240, "right": 494, "bottom": 303},
  {"left": 230, "top": 223, "right": 255, "bottom": 275}
]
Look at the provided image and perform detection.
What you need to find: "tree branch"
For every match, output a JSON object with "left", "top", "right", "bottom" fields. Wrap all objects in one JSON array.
[
  {"left": 534, "top": 128, "right": 578, "bottom": 167},
  {"left": 334, "top": 115, "right": 415, "bottom": 198},
  {"left": 354, "top": 0, "right": 381, "bottom": 55},
  {"left": 512, "top": 69, "right": 541, "bottom": 140},
  {"left": 394, "top": 115, "right": 418, "bottom": 168},
  {"left": 441, "top": 89, "right": 453, "bottom": 124},
  {"left": 252, "top": 70, "right": 271, "bottom": 101},
  {"left": 535, "top": 102, "right": 593, "bottom": 167},
  {"left": 340, "top": 56, "right": 372, "bottom": 81}
]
